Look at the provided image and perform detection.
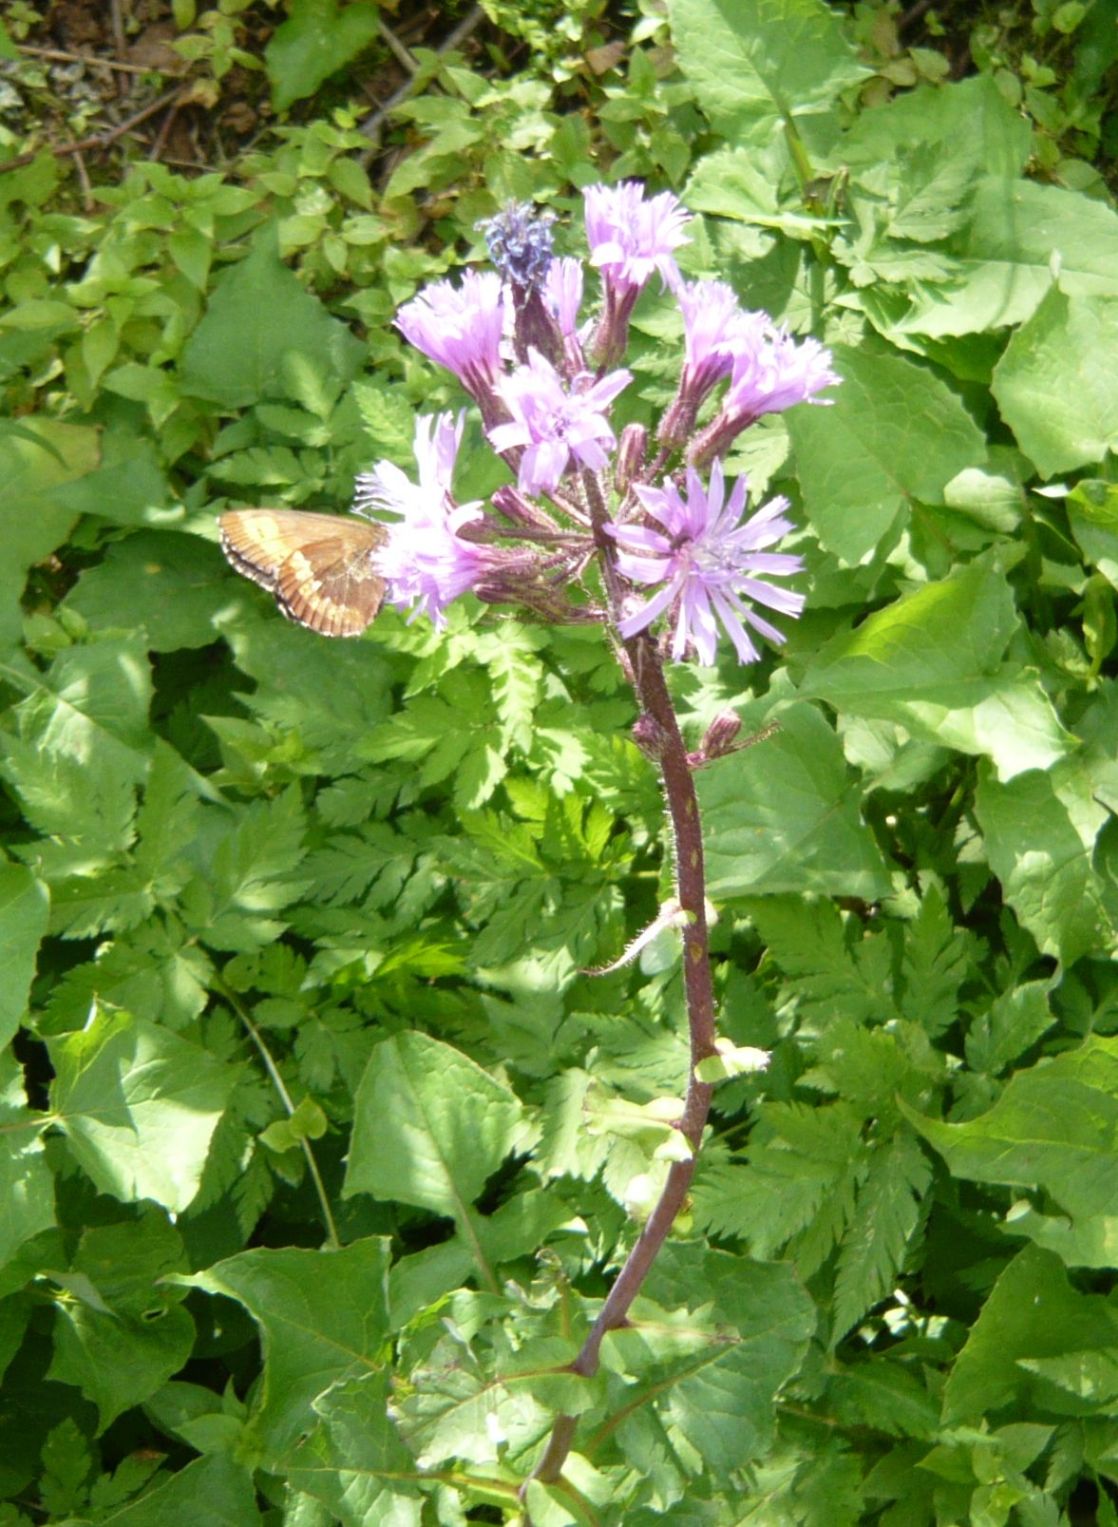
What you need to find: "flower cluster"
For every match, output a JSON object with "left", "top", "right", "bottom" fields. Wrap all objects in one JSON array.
[{"left": 361, "top": 182, "right": 838, "bottom": 658}]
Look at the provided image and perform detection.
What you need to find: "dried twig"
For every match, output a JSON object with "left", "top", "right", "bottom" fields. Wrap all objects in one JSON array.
[
  {"left": 358, "top": 4, "right": 486, "bottom": 167},
  {"left": 16, "top": 43, "right": 182, "bottom": 77},
  {"left": 0, "top": 85, "right": 186, "bottom": 175}
]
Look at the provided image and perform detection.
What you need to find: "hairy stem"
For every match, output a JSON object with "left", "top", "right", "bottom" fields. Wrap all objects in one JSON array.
[{"left": 527, "top": 630, "right": 717, "bottom": 1491}]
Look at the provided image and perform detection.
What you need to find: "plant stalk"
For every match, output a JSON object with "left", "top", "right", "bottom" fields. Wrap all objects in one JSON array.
[{"left": 527, "top": 632, "right": 717, "bottom": 1490}]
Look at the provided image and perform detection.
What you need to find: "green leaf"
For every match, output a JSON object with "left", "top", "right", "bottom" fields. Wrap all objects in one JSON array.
[
  {"left": 787, "top": 344, "right": 987, "bottom": 563},
  {"left": 266, "top": 0, "right": 382, "bottom": 113},
  {"left": 47, "top": 1214, "right": 194, "bottom": 1430},
  {"left": 185, "top": 1237, "right": 393, "bottom": 1459},
  {"left": 904, "top": 1035, "right": 1118, "bottom": 1226},
  {"left": 345, "top": 1032, "right": 525, "bottom": 1219},
  {"left": 0, "top": 1052, "right": 55, "bottom": 1273},
  {"left": 284, "top": 1372, "right": 424, "bottom": 1525},
  {"left": 0, "top": 419, "right": 94, "bottom": 647},
  {"left": 833, "top": 1135, "right": 931, "bottom": 1339},
  {"left": 942, "top": 1246, "right": 1118, "bottom": 1424},
  {"left": 634, "top": 1244, "right": 816, "bottom": 1476},
  {"left": 975, "top": 757, "right": 1113, "bottom": 965},
  {"left": 803, "top": 556, "right": 1071, "bottom": 781},
  {"left": 49, "top": 1009, "right": 238, "bottom": 1212},
  {"left": 65, "top": 531, "right": 232, "bottom": 651},
  {"left": 0, "top": 863, "right": 48, "bottom": 1048},
  {"left": 992, "top": 288, "right": 1118, "bottom": 477},
  {"left": 89, "top": 1453, "right": 263, "bottom": 1527},
  {"left": 699, "top": 702, "right": 891, "bottom": 901},
  {"left": 667, "top": 0, "right": 867, "bottom": 139},
  {"left": 893, "top": 178, "right": 1118, "bottom": 339},
  {"left": 180, "top": 227, "right": 364, "bottom": 408}
]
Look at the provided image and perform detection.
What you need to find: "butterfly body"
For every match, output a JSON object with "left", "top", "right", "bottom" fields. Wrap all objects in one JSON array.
[{"left": 219, "top": 509, "right": 388, "bottom": 637}]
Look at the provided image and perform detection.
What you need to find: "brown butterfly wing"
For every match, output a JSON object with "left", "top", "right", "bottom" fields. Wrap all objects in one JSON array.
[{"left": 219, "top": 509, "right": 388, "bottom": 638}]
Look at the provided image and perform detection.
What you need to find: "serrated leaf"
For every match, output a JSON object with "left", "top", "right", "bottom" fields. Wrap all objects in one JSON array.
[
  {"left": 943, "top": 1246, "right": 1118, "bottom": 1424},
  {"left": 699, "top": 703, "right": 890, "bottom": 901},
  {"left": 344, "top": 1032, "right": 524, "bottom": 1222},
  {"left": 265, "top": 0, "right": 382, "bottom": 112},
  {"left": 184, "top": 1237, "right": 393, "bottom": 1459},
  {"left": 284, "top": 1372, "right": 423, "bottom": 1526},
  {"left": 667, "top": 0, "right": 867, "bottom": 139},
  {"left": 49, "top": 1009, "right": 238, "bottom": 1212},
  {"left": 904, "top": 1034, "right": 1118, "bottom": 1227},
  {"left": 975, "top": 756, "right": 1113, "bottom": 965},
  {"left": 0, "top": 863, "right": 48, "bottom": 1047},
  {"left": 992, "top": 288, "right": 1118, "bottom": 477},
  {"left": 788, "top": 343, "right": 986, "bottom": 563},
  {"left": 180, "top": 227, "right": 364, "bottom": 408},
  {"left": 0, "top": 1053, "right": 55, "bottom": 1273},
  {"left": 833, "top": 1135, "right": 931, "bottom": 1339},
  {"left": 803, "top": 556, "right": 1072, "bottom": 781}
]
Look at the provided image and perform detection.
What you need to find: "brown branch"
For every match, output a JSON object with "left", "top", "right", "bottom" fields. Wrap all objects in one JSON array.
[
  {"left": 17, "top": 43, "right": 183, "bottom": 76},
  {"left": 0, "top": 85, "right": 185, "bottom": 175},
  {"left": 526, "top": 485, "right": 719, "bottom": 1492}
]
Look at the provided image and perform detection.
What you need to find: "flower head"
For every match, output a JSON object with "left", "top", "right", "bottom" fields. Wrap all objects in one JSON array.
[
  {"left": 354, "top": 413, "right": 487, "bottom": 627},
  {"left": 488, "top": 348, "right": 631, "bottom": 496},
  {"left": 478, "top": 202, "right": 555, "bottom": 289},
  {"left": 395, "top": 270, "right": 508, "bottom": 400},
  {"left": 583, "top": 181, "right": 691, "bottom": 295},
  {"left": 723, "top": 324, "right": 840, "bottom": 425},
  {"left": 608, "top": 461, "right": 804, "bottom": 665}
]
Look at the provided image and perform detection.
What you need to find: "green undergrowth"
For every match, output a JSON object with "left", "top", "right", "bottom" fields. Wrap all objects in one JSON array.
[{"left": 2, "top": 0, "right": 1118, "bottom": 1522}]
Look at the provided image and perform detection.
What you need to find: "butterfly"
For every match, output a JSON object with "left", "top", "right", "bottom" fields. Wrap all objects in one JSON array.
[{"left": 219, "top": 509, "right": 388, "bottom": 638}]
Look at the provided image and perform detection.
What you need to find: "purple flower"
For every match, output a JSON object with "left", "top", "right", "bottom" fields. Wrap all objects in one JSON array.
[
  {"left": 678, "top": 280, "right": 761, "bottom": 399},
  {"left": 583, "top": 181, "right": 691, "bottom": 295},
  {"left": 396, "top": 270, "right": 508, "bottom": 399},
  {"left": 544, "top": 256, "right": 585, "bottom": 339},
  {"left": 607, "top": 460, "right": 804, "bottom": 665},
  {"left": 723, "top": 324, "right": 840, "bottom": 425},
  {"left": 354, "top": 413, "right": 486, "bottom": 628},
  {"left": 488, "top": 348, "right": 631, "bottom": 496}
]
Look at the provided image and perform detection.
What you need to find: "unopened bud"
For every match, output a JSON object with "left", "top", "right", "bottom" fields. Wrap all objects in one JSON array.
[
  {"left": 632, "top": 712, "right": 667, "bottom": 759},
  {"left": 700, "top": 710, "right": 742, "bottom": 759},
  {"left": 615, "top": 422, "right": 648, "bottom": 494}
]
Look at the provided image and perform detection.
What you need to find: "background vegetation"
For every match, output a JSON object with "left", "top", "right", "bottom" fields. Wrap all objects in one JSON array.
[{"left": 2, "top": 0, "right": 1118, "bottom": 1522}]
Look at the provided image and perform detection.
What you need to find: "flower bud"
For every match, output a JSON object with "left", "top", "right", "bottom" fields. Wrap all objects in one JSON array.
[{"left": 614, "top": 422, "right": 648, "bottom": 495}]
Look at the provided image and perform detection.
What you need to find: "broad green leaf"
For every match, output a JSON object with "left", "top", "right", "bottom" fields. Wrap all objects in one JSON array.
[
  {"left": 93, "top": 1453, "right": 263, "bottom": 1526},
  {"left": 47, "top": 1215, "right": 194, "bottom": 1430},
  {"left": 284, "top": 1372, "right": 423, "bottom": 1526},
  {"left": 0, "top": 863, "right": 48, "bottom": 1047},
  {"left": 49, "top": 1009, "right": 238, "bottom": 1212},
  {"left": 345, "top": 1031, "right": 525, "bottom": 1220},
  {"left": 667, "top": 0, "right": 867, "bottom": 139},
  {"left": 0, "top": 418, "right": 94, "bottom": 646},
  {"left": 0, "top": 1052, "right": 55, "bottom": 1273},
  {"left": 802, "top": 556, "right": 1071, "bottom": 780},
  {"left": 699, "top": 702, "right": 891, "bottom": 901},
  {"left": 629, "top": 1244, "right": 815, "bottom": 1477},
  {"left": 1067, "top": 479, "right": 1118, "bottom": 591},
  {"left": 894, "top": 177, "right": 1118, "bottom": 339},
  {"left": 266, "top": 0, "right": 382, "bottom": 112},
  {"left": 975, "top": 758, "right": 1113, "bottom": 965},
  {"left": 185, "top": 1237, "right": 393, "bottom": 1458},
  {"left": 788, "top": 344, "right": 987, "bottom": 563},
  {"left": 45, "top": 435, "right": 172, "bottom": 528},
  {"left": 180, "top": 227, "right": 364, "bottom": 408},
  {"left": 841, "top": 75, "right": 1031, "bottom": 183},
  {"left": 904, "top": 1035, "right": 1118, "bottom": 1227},
  {"left": 65, "top": 531, "right": 232, "bottom": 650},
  {"left": 942, "top": 1246, "right": 1118, "bottom": 1424},
  {"left": 992, "top": 289, "right": 1118, "bottom": 477}
]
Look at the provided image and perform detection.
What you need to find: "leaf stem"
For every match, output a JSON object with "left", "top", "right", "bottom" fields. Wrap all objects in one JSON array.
[{"left": 214, "top": 975, "right": 342, "bottom": 1250}]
